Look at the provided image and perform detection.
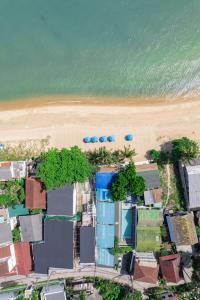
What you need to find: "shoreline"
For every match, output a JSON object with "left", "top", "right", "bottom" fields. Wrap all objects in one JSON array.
[{"left": 0, "top": 94, "right": 200, "bottom": 161}]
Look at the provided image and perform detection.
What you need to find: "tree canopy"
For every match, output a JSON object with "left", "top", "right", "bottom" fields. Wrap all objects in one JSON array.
[
  {"left": 172, "top": 137, "right": 199, "bottom": 162},
  {"left": 37, "top": 146, "right": 92, "bottom": 190},
  {"left": 0, "top": 179, "right": 25, "bottom": 207},
  {"left": 111, "top": 162, "right": 145, "bottom": 201}
]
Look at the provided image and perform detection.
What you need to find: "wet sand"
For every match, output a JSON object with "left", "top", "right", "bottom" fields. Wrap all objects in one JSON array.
[{"left": 0, "top": 95, "right": 200, "bottom": 160}]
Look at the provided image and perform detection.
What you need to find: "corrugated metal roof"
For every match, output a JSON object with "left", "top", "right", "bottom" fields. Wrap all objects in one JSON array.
[
  {"left": 26, "top": 177, "right": 46, "bottom": 209},
  {"left": 96, "top": 224, "right": 115, "bottom": 248},
  {"left": 0, "top": 223, "right": 12, "bottom": 245},
  {"left": 96, "top": 202, "right": 115, "bottom": 225},
  {"left": 14, "top": 242, "right": 32, "bottom": 275},
  {"left": 97, "top": 248, "right": 115, "bottom": 267},
  {"left": 186, "top": 165, "right": 200, "bottom": 209},
  {"left": 80, "top": 227, "right": 95, "bottom": 264},
  {"left": 8, "top": 205, "right": 29, "bottom": 218},
  {"left": 19, "top": 214, "right": 43, "bottom": 242},
  {"left": 96, "top": 172, "right": 117, "bottom": 189},
  {"left": 136, "top": 170, "right": 160, "bottom": 189}
]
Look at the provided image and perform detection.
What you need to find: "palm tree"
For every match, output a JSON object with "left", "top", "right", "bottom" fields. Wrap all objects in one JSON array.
[{"left": 120, "top": 145, "right": 136, "bottom": 161}]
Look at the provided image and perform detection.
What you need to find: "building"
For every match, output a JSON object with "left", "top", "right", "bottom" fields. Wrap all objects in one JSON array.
[
  {"left": 136, "top": 209, "right": 162, "bottom": 252},
  {"left": 80, "top": 226, "right": 95, "bottom": 265},
  {"left": 0, "top": 222, "right": 12, "bottom": 247},
  {"left": 133, "top": 261, "right": 159, "bottom": 284},
  {"left": 33, "top": 219, "right": 74, "bottom": 274},
  {"left": 166, "top": 213, "right": 198, "bottom": 246},
  {"left": 0, "top": 244, "right": 17, "bottom": 277},
  {"left": 0, "top": 161, "right": 27, "bottom": 181},
  {"left": 19, "top": 214, "right": 43, "bottom": 242},
  {"left": 136, "top": 163, "right": 160, "bottom": 190},
  {"left": 8, "top": 205, "right": 29, "bottom": 219},
  {"left": 159, "top": 254, "right": 182, "bottom": 283},
  {"left": 26, "top": 177, "right": 46, "bottom": 209},
  {"left": 47, "top": 185, "right": 76, "bottom": 216},
  {"left": 14, "top": 242, "right": 32, "bottom": 275},
  {"left": 0, "top": 292, "right": 17, "bottom": 300},
  {"left": 40, "top": 284, "right": 66, "bottom": 300},
  {"left": 144, "top": 188, "right": 162, "bottom": 208}
]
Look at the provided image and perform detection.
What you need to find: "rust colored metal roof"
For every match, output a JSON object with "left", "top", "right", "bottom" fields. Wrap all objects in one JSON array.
[
  {"left": 0, "top": 246, "right": 11, "bottom": 259},
  {"left": 133, "top": 262, "right": 159, "bottom": 284},
  {"left": 159, "top": 254, "right": 182, "bottom": 283},
  {"left": 14, "top": 242, "right": 32, "bottom": 275},
  {"left": 0, "top": 162, "right": 11, "bottom": 168},
  {"left": 136, "top": 163, "right": 158, "bottom": 172},
  {"left": 25, "top": 177, "right": 46, "bottom": 209}
]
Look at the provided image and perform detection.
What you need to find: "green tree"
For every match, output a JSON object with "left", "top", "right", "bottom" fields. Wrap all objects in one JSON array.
[
  {"left": 31, "top": 291, "right": 39, "bottom": 300},
  {"left": 110, "top": 174, "right": 128, "bottom": 201},
  {"left": 12, "top": 227, "right": 21, "bottom": 243},
  {"left": 150, "top": 149, "right": 161, "bottom": 162},
  {"left": 172, "top": 137, "right": 199, "bottom": 162},
  {"left": 95, "top": 279, "right": 123, "bottom": 300},
  {"left": 110, "top": 237, "right": 132, "bottom": 256},
  {"left": 37, "top": 146, "right": 92, "bottom": 190},
  {"left": 195, "top": 226, "right": 200, "bottom": 236},
  {"left": 120, "top": 146, "right": 136, "bottom": 161},
  {"left": 161, "top": 224, "right": 168, "bottom": 241},
  {"left": 160, "top": 247, "right": 169, "bottom": 257},
  {"left": 80, "top": 291, "right": 87, "bottom": 300},
  {"left": 122, "top": 291, "right": 142, "bottom": 300},
  {"left": 0, "top": 179, "right": 25, "bottom": 207},
  {"left": 128, "top": 176, "right": 145, "bottom": 196}
]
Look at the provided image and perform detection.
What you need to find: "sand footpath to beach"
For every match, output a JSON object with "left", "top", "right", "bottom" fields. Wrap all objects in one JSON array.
[{"left": 0, "top": 95, "right": 200, "bottom": 160}]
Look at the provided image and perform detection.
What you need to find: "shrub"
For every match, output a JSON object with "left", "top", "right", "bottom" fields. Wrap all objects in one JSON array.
[
  {"left": 0, "top": 179, "right": 25, "bottom": 207},
  {"left": 110, "top": 237, "right": 132, "bottom": 256},
  {"left": 172, "top": 137, "right": 199, "bottom": 162},
  {"left": 12, "top": 227, "right": 21, "bottom": 243}
]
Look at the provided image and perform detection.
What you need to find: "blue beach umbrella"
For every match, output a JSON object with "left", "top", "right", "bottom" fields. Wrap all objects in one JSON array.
[
  {"left": 108, "top": 135, "right": 116, "bottom": 142},
  {"left": 100, "top": 136, "right": 107, "bottom": 143},
  {"left": 91, "top": 136, "right": 99, "bottom": 143},
  {"left": 126, "top": 134, "right": 134, "bottom": 141},
  {"left": 83, "top": 137, "right": 91, "bottom": 143}
]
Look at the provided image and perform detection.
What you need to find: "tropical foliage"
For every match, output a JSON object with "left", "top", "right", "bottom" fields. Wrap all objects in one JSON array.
[
  {"left": 94, "top": 278, "right": 124, "bottom": 300},
  {"left": 37, "top": 146, "right": 92, "bottom": 190},
  {"left": 172, "top": 137, "right": 199, "bottom": 162},
  {"left": 111, "top": 162, "right": 145, "bottom": 201},
  {"left": 110, "top": 237, "right": 132, "bottom": 256},
  {"left": 12, "top": 227, "right": 21, "bottom": 243},
  {"left": 0, "top": 179, "right": 25, "bottom": 207},
  {"left": 149, "top": 149, "right": 168, "bottom": 165},
  {"left": 86, "top": 146, "right": 136, "bottom": 166}
]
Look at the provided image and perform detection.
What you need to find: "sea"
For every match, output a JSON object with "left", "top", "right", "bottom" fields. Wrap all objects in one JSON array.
[{"left": 0, "top": 0, "right": 200, "bottom": 101}]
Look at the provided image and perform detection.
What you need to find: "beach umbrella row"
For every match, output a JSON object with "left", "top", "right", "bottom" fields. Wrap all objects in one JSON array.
[{"left": 83, "top": 134, "right": 134, "bottom": 143}]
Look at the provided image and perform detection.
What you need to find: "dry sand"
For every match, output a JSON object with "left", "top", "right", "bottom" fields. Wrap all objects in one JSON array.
[{"left": 0, "top": 95, "right": 200, "bottom": 160}]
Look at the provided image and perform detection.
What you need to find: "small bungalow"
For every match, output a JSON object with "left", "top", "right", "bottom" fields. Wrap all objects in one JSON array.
[
  {"left": 0, "top": 161, "right": 27, "bottom": 181},
  {"left": 40, "top": 284, "right": 66, "bottom": 300},
  {"left": 133, "top": 261, "right": 159, "bottom": 284},
  {"left": 166, "top": 213, "right": 198, "bottom": 246},
  {"left": 47, "top": 185, "right": 76, "bottom": 216},
  {"left": 26, "top": 177, "right": 46, "bottom": 209},
  {"left": 14, "top": 242, "right": 32, "bottom": 276},
  {"left": 144, "top": 188, "right": 162, "bottom": 208},
  {"left": 19, "top": 214, "right": 43, "bottom": 242},
  {"left": 159, "top": 254, "right": 182, "bottom": 283}
]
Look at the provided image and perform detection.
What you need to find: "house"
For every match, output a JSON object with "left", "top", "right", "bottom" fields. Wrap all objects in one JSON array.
[
  {"left": 0, "top": 292, "right": 17, "bottom": 300},
  {"left": 80, "top": 226, "right": 95, "bottom": 265},
  {"left": 166, "top": 213, "right": 198, "bottom": 246},
  {"left": 0, "top": 244, "right": 17, "bottom": 277},
  {"left": 47, "top": 185, "right": 76, "bottom": 216},
  {"left": 8, "top": 205, "right": 29, "bottom": 219},
  {"left": 179, "top": 159, "right": 200, "bottom": 210},
  {"left": 136, "top": 163, "right": 160, "bottom": 190},
  {"left": 33, "top": 219, "right": 74, "bottom": 274},
  {"left": 14, "top": 242, "right": 32, "bottom": 275},
  {"left": 40, "top": 284, "right": 66, "bottom": 300},
  {"left": 136, "top": 209, "right": 162, "bottom": 252},
  {"left": 0, "top": 222, "right": 12, "bottom": 246},
  {"left": 26, "top": 177, "right": 46, "bottom": 209},
  {"left": 144, "top": 188, "right": 162, "bottom": 208},
  {"left": 133, "top": 261, "right": 159, "bottom": 284},
  {"left": 159, "top": 254, "right": 182, "bottom": 283},
  {"left": 0, "top": 161, "right": 27, "bottom": 181},
  {"left": 19, "top": 214, "right": 43, "bottom": 242}
]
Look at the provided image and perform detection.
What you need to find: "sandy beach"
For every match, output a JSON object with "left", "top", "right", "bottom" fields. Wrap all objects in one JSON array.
[{"left": 0, "top": 95, "right": 200, "bottom": 161}]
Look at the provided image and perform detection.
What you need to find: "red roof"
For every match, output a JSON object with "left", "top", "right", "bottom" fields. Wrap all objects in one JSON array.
[
  {"left": 14, "top": 242, "right": 32, "bottom": 275},
  {"left": 0, "top": 246, "right": 11, "bottom": 259},
  {"left": 0, "top": 261, "right": 17, "bottom": 277},
  {"left": 0, "top": 162, "right": 11, "bottom": 168},
  {"left": 159, "top": 254, "right": 182, "bottom": 283},
  {"left": 25, "top": 177, "right": 46, "bottom": 209},
  {"left": 133, "top": 262, "right": 159, "bottom": 284}
]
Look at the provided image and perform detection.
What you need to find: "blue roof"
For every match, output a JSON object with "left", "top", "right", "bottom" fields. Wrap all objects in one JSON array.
[
  {"left": 96, "top": 224, "right": 115, "bottom": 248},
  {"left": 96, "top": 172, "right": 117, "bottom": 189},
  {"left": 100, "top": 136, "right": 107, "bottom": 142},
  {"left": 8, "top": 204, "right": 29, "bottom": 218},
  {"left": 83, "top": 137, "right": 91, "bottom": 143},
  {"left": 166, "top": 216, "right": 175, "bottom": 243},
  {"left": 108, "top": 135, "right": 116, "bottom": 142},
  {"left": 96, "top": 202, "right": 115, "bottom": 224},
  {"left": 91, "top": 136, "right": 99, "bottom": 143},
  {"left": 96, "top": 189, "right": 112, "bottom": 202},
  {"left": 97, "top": 248, "right": 115, "bottom": 267},
  {"left": 126, "top": 134, "right": 134, "bottom": 141}
]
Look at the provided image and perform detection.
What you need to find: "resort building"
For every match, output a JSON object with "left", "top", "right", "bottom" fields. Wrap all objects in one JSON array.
[
  {"left": 166, "top": 213, "right": 198, "bottom": 246},
  {"left": 0, "top": 161, "right": 27, "bottom": 181},
  {"left": 179, "top": 159, "right": 200, "bottom": 210},
  {"left": 25, "top": 177, "right": 46, "bottom": 209},
  {"left": 19, "top": 214, "right": 43, "bottom": 242},
  {"left": 136, "top": 208, "right": 162, "bottom": 252},
  {"left": 159, "top": 254, "right": 182, "bottom": 284}
]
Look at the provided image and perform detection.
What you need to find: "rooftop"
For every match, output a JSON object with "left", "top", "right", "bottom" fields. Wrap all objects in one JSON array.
[
  {"left": 138, "top": 208, "right": 163, "bottom": 226},
  {"left": 14, "top": 242, "right": 32, "bottom": 275},
  {"left": 0, "top": 222, "right": 12, "bottom": 245},
  {"left": 8, "top": 204, "right": 29, "bottom": 218},
  {"left": 133, "top": 261, "right": 159, "bottom": 284},
  {"left": 159, "top": 254, "right": 182, "bottom": 283},
  {"left": 80, "top": 226, "right": 95, "bottom": 264},
  {"left": 19, "top": 214, "right": 43, "bottom": 242},
  {"left": 41, "top": 284, "right": 66, "bottom": 300},
  {"left": 136, "top": 163, "right": 160, "bottom": 189},
  {"left": 26, "top": 177, "right": 46, "bottom": 209}
]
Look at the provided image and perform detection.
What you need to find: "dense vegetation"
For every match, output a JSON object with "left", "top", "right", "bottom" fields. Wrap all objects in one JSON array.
[
  {"left": 172, "top": 137, "right": 199, "bottom": 162},
  {"left": 110, "top": 237, "right": 132, "bottom": 256},
  {"left": 12, "top": 227, "right": 21, "bottom": 243},
  {"left": 111, "top": 162, "right": 145, "bottom": 201},
  {"left": 37, "top": 146, "right": 93, "bottom": 190},
  {"left": 0, "top": 179, "right": 25, "bottom": 207},
  {"left": 86, "top": 146, "right": 136, "bottom": 165}
]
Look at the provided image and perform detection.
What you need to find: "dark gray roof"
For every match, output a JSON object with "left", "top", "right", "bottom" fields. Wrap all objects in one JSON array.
[
  {"left": 47, "top": 185, "right": 74, "bottom": 216},
  {"left": 0, "top": 223, "right": 12, "bottom": 245},
  {"left": 33, "top": 220, "right": 73, "bottom": 274},
  {"left": 19, "top": 214, "right": 43, "bottom": 242},
  {"left": 80, "top": 227, "right": 95, "bottom": 264},
  {"left": 136, "top": 170, "right": 160, "bottom": 189}
]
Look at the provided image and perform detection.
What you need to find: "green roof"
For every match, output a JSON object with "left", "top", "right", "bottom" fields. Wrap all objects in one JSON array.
[
  {"left": 138, "top": 208, "right": 163, "bottom": 226},
  {"left": 137, "top": 226, "right": 161, "bottom": 252},
  {"left": 8, "top": 204, "right": 29, "bottom": 218}
]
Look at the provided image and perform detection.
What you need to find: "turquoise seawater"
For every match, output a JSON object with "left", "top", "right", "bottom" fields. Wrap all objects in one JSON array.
[{"left": 0, "top": 0, "right": 200, "bottom": 101}]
